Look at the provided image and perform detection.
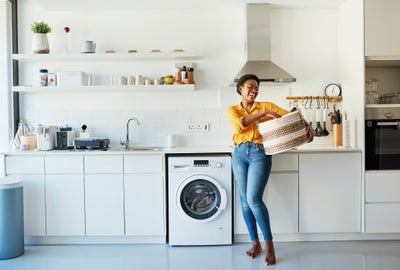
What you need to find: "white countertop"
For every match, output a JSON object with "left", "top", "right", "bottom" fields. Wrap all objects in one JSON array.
[{"left": 2, "top": 143, "right": 361, "bottom": 155}]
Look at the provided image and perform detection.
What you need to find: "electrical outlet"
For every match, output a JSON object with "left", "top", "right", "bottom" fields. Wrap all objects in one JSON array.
[{"left": 186, "top": 123, "right": 210, "bottom": 132}]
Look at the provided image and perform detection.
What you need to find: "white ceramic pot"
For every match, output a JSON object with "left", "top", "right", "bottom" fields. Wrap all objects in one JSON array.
[{"left": 32, "top": 33, "right": 50, "bottom": 54}]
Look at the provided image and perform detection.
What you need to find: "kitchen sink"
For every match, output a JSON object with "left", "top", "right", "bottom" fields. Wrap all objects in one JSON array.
[
  {"left": 128, "top": 146, "right": 163, "bottom": 151},
  {"left": 110, "top": 146, "right": 163, "bottom": 152}
]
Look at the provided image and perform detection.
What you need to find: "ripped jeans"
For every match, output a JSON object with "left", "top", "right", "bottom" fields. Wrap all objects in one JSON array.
[{"left": 232, "top": 142, "right": 273, "bottom": 242}]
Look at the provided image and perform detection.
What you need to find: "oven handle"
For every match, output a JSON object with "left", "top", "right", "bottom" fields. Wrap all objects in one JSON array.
[{"left": 377, "top": 122, "right": 400, "bottom": 128}]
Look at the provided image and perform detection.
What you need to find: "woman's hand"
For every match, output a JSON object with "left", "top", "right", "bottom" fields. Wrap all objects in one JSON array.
[{"left": 264, "top": 111, "right": 281, "bottom": 119}]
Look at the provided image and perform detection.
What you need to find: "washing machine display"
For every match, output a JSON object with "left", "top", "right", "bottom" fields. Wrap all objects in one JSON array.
[
  {"left": 168, "top": 155, "right": 232, "bottom": 246},
  {"left": 177, "top": 175, "right": 227, "bottom": 222}
]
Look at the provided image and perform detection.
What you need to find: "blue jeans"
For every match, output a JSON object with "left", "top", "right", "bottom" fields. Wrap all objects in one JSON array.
[{"left": 232, "top": 142, "right": 273, "bottom": 242}]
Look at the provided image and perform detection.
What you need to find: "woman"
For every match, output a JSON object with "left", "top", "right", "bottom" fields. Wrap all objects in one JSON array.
[{"left": 227, "top": 74, "right": 313, "bottom": 266}]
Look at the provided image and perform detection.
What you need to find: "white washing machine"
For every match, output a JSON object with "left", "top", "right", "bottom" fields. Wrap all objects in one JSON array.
[{"left": 168, "top": 154, "right": 232, "bottom": 246}]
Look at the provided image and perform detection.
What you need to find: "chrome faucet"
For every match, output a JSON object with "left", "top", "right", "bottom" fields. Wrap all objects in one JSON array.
[{"left": 123, "top": 117, "right": 140, "bottom": 150}]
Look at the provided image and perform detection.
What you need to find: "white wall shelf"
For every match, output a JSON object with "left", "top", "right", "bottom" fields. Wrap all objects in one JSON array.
[
  {"left": 365, "top": 104, "right": 400, "bottom": 108},
  {"left": 12, "top": 84, "right": 195, "bottom": 93},
  {"left": 12, "top": 52, "right": 197, "bottom": 62}
]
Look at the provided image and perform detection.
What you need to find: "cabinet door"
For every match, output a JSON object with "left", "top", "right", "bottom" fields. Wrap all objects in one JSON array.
[
  {"left": 365, "top": 204, "right": 400, "bottom": 233},
  {"left": 45, "top": 155, "right": 83, "bottom": 174},
  {"left": 85, "top": 174, "right": 124, "bottom": 236},
  {"left": 45, "top": 175, "right": 85, "bottom": 236},
  {"left": 234, "top": 173, "right": 298, "bottom": 235},
  {"left": 6, "top": 155, "right": 44, "bottom": 174},
  {"left": 365, "top": 171, "right": 400, "bottom": 233},
  {"left": 365, "top": 172, "right": 400, "bottom": 202},
  {"left": 124, "top": 173, "right": 165, "bottom": 236},
  {"left": 85, "top": 155, "right": 123, "bottom": 174},
  {"left": 299, "top": 153, "right": 361, "bottom": 233},
  {"left": 18, "top": 174, "right": 46, "bottom": 236},
  {"left": 265, "top": 173, "right": 298, "bottom": 234},
  {"left": 365, "top": 0, "right": 400, "bottom": 56},
  {"left": 124, "top": 154, "right": 163, "bottom": 173},
  {"left": 5, "top": 156, "right": 46, "bottom": 236}
]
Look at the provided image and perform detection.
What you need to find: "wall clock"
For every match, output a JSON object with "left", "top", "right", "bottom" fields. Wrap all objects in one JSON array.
[{"left": 324, "top": 83, "right": 342, "bottom": 96}]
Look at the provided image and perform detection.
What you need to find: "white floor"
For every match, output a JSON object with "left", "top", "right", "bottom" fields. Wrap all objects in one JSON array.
[{"left": 1, "top": 240, "right": 400, "bottom": 270}]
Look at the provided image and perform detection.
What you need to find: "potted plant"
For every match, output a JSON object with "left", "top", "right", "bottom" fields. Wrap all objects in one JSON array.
[{"left": 31, "top": 21, "right": 52, "bottom": 54}]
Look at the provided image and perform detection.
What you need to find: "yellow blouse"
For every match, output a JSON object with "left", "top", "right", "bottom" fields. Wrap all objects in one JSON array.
[{"left": 227, "top": 101, "right": 289, "bottom": 145}]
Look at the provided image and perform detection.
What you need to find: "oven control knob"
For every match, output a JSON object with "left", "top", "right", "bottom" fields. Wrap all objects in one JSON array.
[
  {"left": 385, "top": 112, "right": 393, "bottom": 119},
  {"left": 215, "top": 162, "right": 223, "bottom": 168}
]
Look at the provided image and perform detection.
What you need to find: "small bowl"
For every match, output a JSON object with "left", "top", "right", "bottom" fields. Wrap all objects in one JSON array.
[{"left": 164, "top": 76, "right": 174, "bottom": 84}]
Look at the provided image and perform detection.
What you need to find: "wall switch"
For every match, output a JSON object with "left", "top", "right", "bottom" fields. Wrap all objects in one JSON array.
[{"left": 186, "top": 123, "right": 210, "bottom": 132}]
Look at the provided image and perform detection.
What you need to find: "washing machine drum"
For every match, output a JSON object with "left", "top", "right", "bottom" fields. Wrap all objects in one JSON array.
[{"left": 177, "top": 175, "right": 227, "bottom": 223}]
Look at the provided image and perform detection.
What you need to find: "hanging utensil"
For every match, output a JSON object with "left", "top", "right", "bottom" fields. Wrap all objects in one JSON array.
[
  {"left": 305, "top": 97, "right": 314, "bottom": 133},
  {"left": 321, "top": 97, "right": 329, "bottom": 136},
  {"left": 314, "top": 98, "right": 323, "bottom": 137}
]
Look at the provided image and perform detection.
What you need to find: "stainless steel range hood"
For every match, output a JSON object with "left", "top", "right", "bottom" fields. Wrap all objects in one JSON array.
[{"left": 234, "top": 3, "right": 296, "bottom": 83}]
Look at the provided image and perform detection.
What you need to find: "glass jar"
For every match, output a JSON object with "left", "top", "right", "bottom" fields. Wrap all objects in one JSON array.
[
  {"left": 39, "top": 69, "right": 48, "bottom": 86},
  {"left": 366, "top": 91, "right": 378, "bottom": 104}
]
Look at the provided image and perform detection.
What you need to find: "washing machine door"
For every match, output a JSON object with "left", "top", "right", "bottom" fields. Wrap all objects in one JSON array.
[{"left": 176, "top": 174, "right": 227, "bottom": 223}]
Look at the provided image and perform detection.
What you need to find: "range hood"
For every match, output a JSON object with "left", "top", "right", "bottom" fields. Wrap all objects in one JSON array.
[{"left": 234, "top": 3, "right": 296, "bottom": 83}]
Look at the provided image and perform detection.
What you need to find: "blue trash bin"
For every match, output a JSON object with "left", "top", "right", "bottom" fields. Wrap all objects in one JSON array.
[{"left": 0, "top": 177, "right": 24, "bottom": 260}]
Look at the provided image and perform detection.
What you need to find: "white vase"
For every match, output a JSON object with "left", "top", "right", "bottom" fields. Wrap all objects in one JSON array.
[{"left": 32, "top": 33, "right": 50, "bottom": 54}]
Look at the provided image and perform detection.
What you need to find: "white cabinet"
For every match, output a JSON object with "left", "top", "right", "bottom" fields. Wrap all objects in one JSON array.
[
  {"left": 85, "top": 174, "right": 124, "bottom": 236},
  {"left": 265, "top": 173, "right": 298, "bottom": 234},
  {"left": 365, "top": 0, "right": 400, "bottom": 56},
  {"left": 84, "top": 155, "right": 124, "bottom": 236},
  {"left": 365, "top": 171, "right": 400, "bottom": 233},
  {"left": 45, "top": 155, "right": 84, "bottom": 236},
  {"left": 234, "top": 153, "right": 298, "bottom": 235},
  {"left": 299, "top": 152, "right": 362, "bottom": 233},
  {"left": 5, "top": 155, "right": 46, "bottom": 236},
  {"left": 124, "top": 154, "right": 165, "bottom": 236}
]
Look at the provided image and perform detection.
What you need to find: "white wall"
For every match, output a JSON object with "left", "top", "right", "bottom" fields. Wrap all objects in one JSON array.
[
  {"left": 337, "top": 0, "right": 364, "bottom": 148},
  {"left": 11, "top": 0, "right": 363, "bottom": 148}
]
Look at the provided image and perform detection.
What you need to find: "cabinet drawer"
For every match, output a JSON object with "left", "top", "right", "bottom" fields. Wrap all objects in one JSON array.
[
  {"left": 85, "top": 155, "right": 123, "bottom": 174},
  {"left": 365, "top": 203, "right": 400, "bottom": 233},
  {"left": 6, "top": 155, "right": 44, "bottom": 174},
  {"left": 124, "top": 154, "right": 163, "bottom": 173},
  {"left": 45, "top": 155, "right": 83, "bottom": 174},
  {"left": 365, "top": 172, "right": 400, "bottom": 202},
  {"left": 271, "top": 153, "right": 298, "bottom": 172}
]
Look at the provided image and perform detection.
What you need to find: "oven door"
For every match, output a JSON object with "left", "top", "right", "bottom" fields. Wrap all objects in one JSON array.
[{"left": 365, "top": 119, "right": 400, "bottom": 170}]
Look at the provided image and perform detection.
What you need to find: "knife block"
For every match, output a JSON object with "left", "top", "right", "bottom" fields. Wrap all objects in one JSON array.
[{"left": 332, "top": 124, "right": 343, "bottom": 146}]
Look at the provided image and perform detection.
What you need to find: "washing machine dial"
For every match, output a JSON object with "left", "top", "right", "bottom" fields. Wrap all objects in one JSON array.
[{"left": 215, "top": 162, "right": 223, "bottom": 168}]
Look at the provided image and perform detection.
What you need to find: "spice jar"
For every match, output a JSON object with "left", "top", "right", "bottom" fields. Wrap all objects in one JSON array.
[
  {"left": 187, "top": 67, "right": 194, "bottom": 84},
  {"left": 174, "top": 67, "right": 181, "bottom": 83},
  {"left": 39, "top": 69, "right": 48, "bottom": 86}
]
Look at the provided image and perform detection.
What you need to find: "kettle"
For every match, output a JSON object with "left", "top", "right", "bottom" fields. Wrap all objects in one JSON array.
[{"left": 36, "top": 125, "right": 57, "bottom": 150}]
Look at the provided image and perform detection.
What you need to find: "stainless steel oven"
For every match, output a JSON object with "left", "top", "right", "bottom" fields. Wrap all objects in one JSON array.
[{"left": 365, "top": 108, "right": 400, "bottom": 170}]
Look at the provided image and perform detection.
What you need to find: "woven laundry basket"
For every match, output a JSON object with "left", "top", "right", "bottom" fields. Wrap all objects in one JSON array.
[{"left": 258, "top": 109, "right": 309, "bottom": 155}]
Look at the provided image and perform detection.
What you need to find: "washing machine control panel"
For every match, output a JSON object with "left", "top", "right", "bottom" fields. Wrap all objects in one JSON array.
[{"left": 193, "top": 159, "right": 226, "bottom": 170}]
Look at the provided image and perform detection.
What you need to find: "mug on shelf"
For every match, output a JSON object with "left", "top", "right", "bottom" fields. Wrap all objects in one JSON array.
[{"left": 80, "top": 40, "right": 96, "bottom": 53}]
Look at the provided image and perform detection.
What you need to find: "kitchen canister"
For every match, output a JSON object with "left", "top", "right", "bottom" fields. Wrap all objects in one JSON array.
[
  {"left": 166, "top": 134, "right": 177, "bottom": 148},
  {"left": 258, "top": 109, "right": 309, "bottom": 155},
  {"left": 332, "top": 123, "right": 343, "bottom": 146},
  {"left": 20, "top": 135, "right": 37, "bottom": 150}
]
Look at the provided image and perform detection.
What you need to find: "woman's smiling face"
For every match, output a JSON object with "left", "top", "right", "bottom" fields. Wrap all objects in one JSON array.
[{"left": 240, "top": 79, "right": 259, "bottom": 102}]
